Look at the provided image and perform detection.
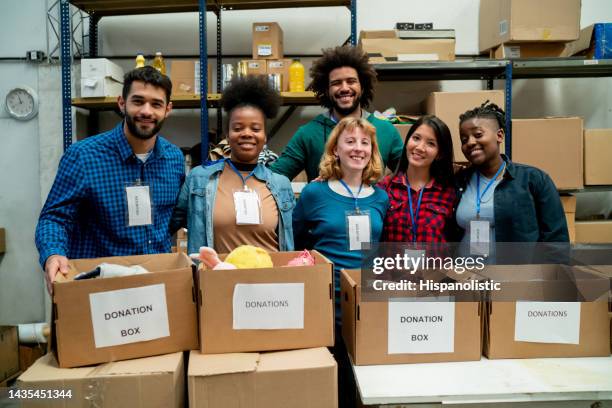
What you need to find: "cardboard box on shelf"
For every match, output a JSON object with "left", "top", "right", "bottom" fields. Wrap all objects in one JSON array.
[
  {"left": 199, "top": 251, "right": 334, "bottom": 354},
  {"left": 479, "top": 0, "right": 581, "bottom": 52},
  {"left": 0, "top": 326, "right": 20, "bottom": 383},
  {"left": 266, "top": 59, "right": 292, "bottom": 92},
  {"left": 19, "top": 343, "right": 46, "bottom": 374},
  {"left": 252, "top": 22, "right": 283, "bottom": 60},
  {"left": 52, "top": 253, "right": 199, "bottom": 368},
  {"left": 170, "top": 60, "right": 213, "bottom": 96},
  {"left": 584, "top": 129, "right": 612, "bottom": 185},
  {"left": 17, "top": 352, "right": 184, "bottom": 408},
  {"left": 81, "top": 58, "right": 124, "bottom": 82},
  {"left": 188, "top": 348, "right": 337, "bottom": 408},
  {"left": 242, "top": 60, "right": 267, "bottom": 76},
  {"left": 81, "top": 77, "right": 123, "bottom": 98},
  {"left": 480, "top": 265, "right": 610, "bottom": 359},
  {"left": 512, "top": 117, "right": 583, "bottom": 190},
  {"left": 561, "top": 195, "right": 576, "bottom": 243},
  {"left": 425, "top": 91, "right": 505, "bottom": 162},
  {"left": 576, "top": 221, "right": 612, "bottom": 244},
  {"left": 341, "top": 269, "right": 482, "bottom": 366},
  {"left": 359, "top": 30, "right": 454, "bottom": 62},
  {"left": 0, "top": 227, "right": 5, "bottom": 253}
]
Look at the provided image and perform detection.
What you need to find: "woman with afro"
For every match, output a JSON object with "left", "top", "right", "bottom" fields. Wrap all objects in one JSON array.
[{"left": 171, "top": 76, "right": 295, "bottom": 254}]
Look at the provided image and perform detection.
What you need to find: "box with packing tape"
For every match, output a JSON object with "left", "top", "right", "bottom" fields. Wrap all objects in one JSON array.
[
  {"left": 252, "top": 22, "right": 283, "bottom": 60},
  {"left": 479, "top": 264, "right": 610, "bottom": 359},
  {"left": 80, "top": 58, "right": 124, "bottom": 98},
  {"left": 479, "top": 0, "right": 581, "bottom": 52},
  {"left": 198, "top": 250, "right": 334, "bottom": 354},
  {"left": 17, "top": 352, "right": 185, "bottom": 408},
  {"left": 52, "top": 253, "right": 199, "bottom": 368},
  {"left": 359, "top": 30, "right": 455, "bottom": 63},
  {"left": 188, "top": 348, "right": 337, "bottom": 408},
  {"left": 341, "top": 268, "right": 482, "bottom": 366}
]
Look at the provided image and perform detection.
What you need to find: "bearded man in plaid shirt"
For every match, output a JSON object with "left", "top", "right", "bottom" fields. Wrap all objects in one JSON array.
[{"left": 35, "top": 67, "right": 184, "bottom": 294}]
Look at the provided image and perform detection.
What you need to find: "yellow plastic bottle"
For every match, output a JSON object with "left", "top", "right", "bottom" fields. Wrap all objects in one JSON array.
[
  {"left": 151, "top": 51, "right": 166, "bottom": 75},
  {"left": 289, "top": 59, "right": 305, "bottom": 92},
  {"left": 135, "top": 53, "right": 145, "bottom": 68}
]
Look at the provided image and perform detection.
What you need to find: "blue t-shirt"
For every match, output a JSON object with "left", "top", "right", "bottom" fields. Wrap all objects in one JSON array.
[{"left": 293, "top": 180, "right": 389, "bottom": 284}]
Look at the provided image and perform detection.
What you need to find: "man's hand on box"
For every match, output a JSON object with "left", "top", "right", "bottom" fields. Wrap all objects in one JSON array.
[{"left": 44, "top": 255, "right": 69, "bottom": 295}]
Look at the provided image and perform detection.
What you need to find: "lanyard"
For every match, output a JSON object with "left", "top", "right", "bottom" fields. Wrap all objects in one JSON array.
[
  {"left": 476, "top": 162, "right": 505, "bottom": 216},
  {"left": 407, "top": 182, "right": 425, "bottom": 243},
  {"left": 338, "top": 179, "right": 363, "bottom": 212},
  {"left": 226, "top": 159, "right": 257, "bottom": 189}
]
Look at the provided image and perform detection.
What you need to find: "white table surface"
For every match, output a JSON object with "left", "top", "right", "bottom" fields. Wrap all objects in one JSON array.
[{"left": 353, "top": 356, "right": 612, "bottom": 405}]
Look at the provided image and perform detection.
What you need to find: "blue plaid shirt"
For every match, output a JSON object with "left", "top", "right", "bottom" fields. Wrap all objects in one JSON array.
[{"left": 35, "top": 123, "right": 185, "bottom": 267}]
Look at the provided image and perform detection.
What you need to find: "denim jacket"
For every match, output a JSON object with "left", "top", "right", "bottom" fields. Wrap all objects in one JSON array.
[
  {"left": 452, "top": 155, "right": 569, "bottom": 243},
  {"left": 170, "top": 160, "right": 295, "bottom": 254}
]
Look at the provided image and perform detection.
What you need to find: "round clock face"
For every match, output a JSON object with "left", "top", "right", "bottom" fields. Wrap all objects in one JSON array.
[{"left": 5, "top": 86, "right": 38, "bottom": 121}]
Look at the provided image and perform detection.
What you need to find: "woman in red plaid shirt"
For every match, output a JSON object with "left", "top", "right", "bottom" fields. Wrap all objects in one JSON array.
[{"left": 378, "top": 115, "right": 456, "bottom": 243}]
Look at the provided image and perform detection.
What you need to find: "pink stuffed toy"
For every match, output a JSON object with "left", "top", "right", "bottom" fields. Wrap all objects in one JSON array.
[{"left": 285, "top": 250, "right": 315, "bottom": 266}]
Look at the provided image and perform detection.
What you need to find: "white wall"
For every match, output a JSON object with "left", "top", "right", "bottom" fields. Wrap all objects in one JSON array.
[{"left": 0, "top": 0, "right": 611, "bottom": 324}]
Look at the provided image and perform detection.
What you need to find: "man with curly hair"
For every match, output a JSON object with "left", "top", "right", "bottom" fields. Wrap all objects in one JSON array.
[{"left": 271, "top": 45, "right": 403, "bottom": 181}]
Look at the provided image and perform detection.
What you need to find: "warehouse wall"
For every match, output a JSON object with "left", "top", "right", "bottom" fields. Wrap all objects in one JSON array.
[{"left": 0, "top": 0, "right": 611, "bottom": 325}]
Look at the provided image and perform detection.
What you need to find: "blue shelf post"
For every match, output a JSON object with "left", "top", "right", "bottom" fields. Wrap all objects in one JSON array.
[
  {"left": 350, "top": 0, "right": 357, "bottom": 46},
  {"left": 60, "top": 0, "right": 72, "bottom": 151},
  {"left": 504, "top": 62, "right": 512, "bottom": 159},
  {"left": 199, "top": 0, "right": 209, "bottom": 164}
]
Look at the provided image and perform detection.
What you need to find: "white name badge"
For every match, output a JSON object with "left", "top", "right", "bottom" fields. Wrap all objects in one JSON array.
[
  {"left": 470, "top": 219, "right": 490, "bottom": 256},
  {"left": 89, "top": 284, "right": 170, "bottom": 348},
  {"left": 233, "top": 190, "right": 262, "bottom": 225},
  {"left": 347, "top": 213, "right": 371, "bottom": 251},
  {"left": 126, "top": 185, "right": 152, "bottom": 226},
  {"left": 514, "top": 301, "right": 581, "bottom": 345},
  {"left": 388, "top": 299, "right": 455, "bottom": 354},
  {"left": 233, "top": 283, "right": 304, "bottom": 330}
]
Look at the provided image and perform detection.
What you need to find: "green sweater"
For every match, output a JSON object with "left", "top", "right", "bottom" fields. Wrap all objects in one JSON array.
[{"left": 270, "top": 113, "right": 404, "bottom": 181}]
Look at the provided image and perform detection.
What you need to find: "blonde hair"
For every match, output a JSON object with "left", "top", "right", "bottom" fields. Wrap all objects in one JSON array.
[{"left": 318, "top": 117, "right": 383, "bottom": 184}]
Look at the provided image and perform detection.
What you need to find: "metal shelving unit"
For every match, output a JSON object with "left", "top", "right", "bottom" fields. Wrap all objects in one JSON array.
[
  {"left": 373, "top": 57, "right": 612, "bottom": 160},
  {"left": 61, "top": 0, "right": 356, "bottom": 161}
]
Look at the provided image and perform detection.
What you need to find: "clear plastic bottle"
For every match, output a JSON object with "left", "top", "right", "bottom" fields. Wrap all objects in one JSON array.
[
  {"left": 135, "top": 53, "right": 145, "bottom": 69},
  {"left": 289, "top": 59, "right": 305, "bottom": 92},
  {"left": 151, "top": 52, "right": 166, "bottom": 75}
]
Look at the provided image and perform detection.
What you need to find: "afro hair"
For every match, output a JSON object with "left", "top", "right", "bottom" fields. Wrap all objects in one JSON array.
[
  {"left": 220, "top": 76, "right": 281, "bottom": 119},
  {"left": 310, "top": 45, "right": 377, "bottom": 110}
]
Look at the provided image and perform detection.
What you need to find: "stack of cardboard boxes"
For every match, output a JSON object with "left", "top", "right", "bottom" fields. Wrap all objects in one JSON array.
[
  {"left": 359, "top": 29, "right": 455, "bottom": 63},
  {"left": 17, "top": 251, "right": 338, "bottom": 407},
  {"left": 240, "top": 22, "right": 292, "bottom": 92}
]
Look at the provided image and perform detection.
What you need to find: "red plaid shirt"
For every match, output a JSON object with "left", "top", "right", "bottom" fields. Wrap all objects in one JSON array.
[{"left": 378, "top": 172, "right": 456, "bottom": 243}]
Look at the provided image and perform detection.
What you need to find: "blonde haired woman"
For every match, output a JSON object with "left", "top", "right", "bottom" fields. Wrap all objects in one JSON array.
[{"left": 293, "top": 117, "right": 388, "bottom": 306}]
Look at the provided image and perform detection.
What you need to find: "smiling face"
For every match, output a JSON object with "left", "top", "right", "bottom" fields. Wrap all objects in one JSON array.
[
  {"left": 333, "top": 127, "right": 372, "bottom": 174},
  {"left": 328, "top": 66, "right": 362, "bottom": 117},
  {"left": 118, "top": 80, "right": 172, "bottom": 140},
  {"left": 459, "top": 117, "right": 503, "bottom": 166},
  {"left": 406, "top": 124, "right": 439, "bottom": 170},
  {"left": 227, "top": 106, "right": 266, "bottom": 164}
]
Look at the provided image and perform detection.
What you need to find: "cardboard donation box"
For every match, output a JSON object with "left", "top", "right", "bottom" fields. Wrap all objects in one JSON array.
[
  {"left": 266, "top": 59, "right": 292, "bottom": 92},
  {"left": 359, "top": 30, "right": 454, "bottom": 63},
  {"left": 512, "top": 117, "right": 583, "bottom": 190},
  {"left": 243, "top": 60, "right": 267, "bottom": 76},
  {"left": 170, "top": 60, "right": 213, "bottom": 96},
  {"left": 479, "top": 0, "right": 581, "bottom": 52},
  {"left": 584, "top": 129, "right": 612, "bottom": 185},
  {"left": 480, "top": 265, "right": 610, "bottom": 359},
  {"left": 252, "top": 22, "right": 283, "bottom": 60},
  {"left": 52, "top": 253, "right": 199, "bottom": 368},
  {"left": 1, "top": 326, "right": 20, "bottom": 383},
  {"left": 425, "top": 91, "right": 505, "bottom": 162},
  {"left": 199, "top": 251, "right": 334, "bottom": 354},
  {"left": 17, "top": 352, "right": 184, "bottom": 408},
  {"left": 80, "top": 58, "right": 124, "bottom": 98},
  {"left": 188, "top": 348, "right": 337, "bottom": 408},
  {"left": 341, "top": 269, "right": 482, "bottom": 366}
]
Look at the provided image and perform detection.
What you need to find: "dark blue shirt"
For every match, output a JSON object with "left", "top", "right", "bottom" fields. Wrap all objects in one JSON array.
[{"left": 35, "top": 123, "right": 185, "bottom": 267}]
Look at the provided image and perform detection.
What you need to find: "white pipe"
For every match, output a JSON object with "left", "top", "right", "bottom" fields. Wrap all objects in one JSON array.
[{"left": 18, "top": 323, "right": 49, "bottom": 343}]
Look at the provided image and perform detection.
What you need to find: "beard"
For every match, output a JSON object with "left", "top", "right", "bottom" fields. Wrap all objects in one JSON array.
[
  {"left": 331, "top": 92, "right": 361, "bottom": 117},
  {"left": 124, "top": 113, "right": 164, "bottom": 140}
]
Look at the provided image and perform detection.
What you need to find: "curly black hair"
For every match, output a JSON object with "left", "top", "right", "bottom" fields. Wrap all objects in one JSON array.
[
  {"left": 310, "top": 45, "right": 377, "bottom": 110},
  {"left": 459, "top": 100, "right": 506, "bottom": 130},
  {"left": 123, "top": 66, "right": 172, "bottom": 103},
  {"left": 220, "top": 76, "right": 281, "bottom": 119}
]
